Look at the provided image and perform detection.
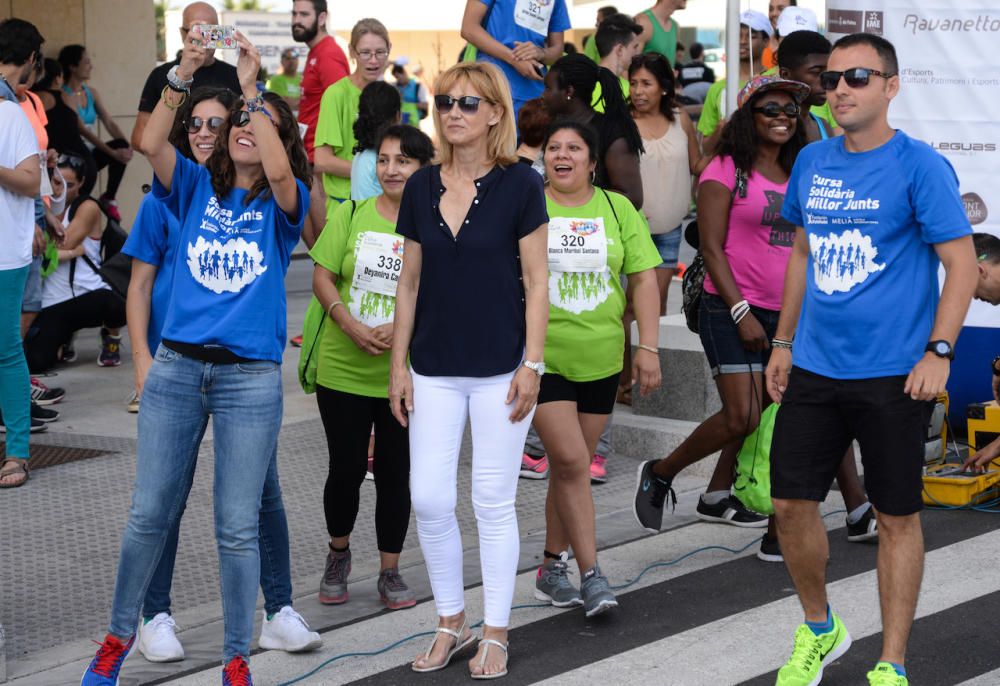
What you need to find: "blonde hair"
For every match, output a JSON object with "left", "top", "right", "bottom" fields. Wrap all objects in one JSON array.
[
  {"left": 433, "top": 62, "right": 518, "bottom": 167},
  {"left": 350, "top": 18, "right": 390, "bottom": 51}
]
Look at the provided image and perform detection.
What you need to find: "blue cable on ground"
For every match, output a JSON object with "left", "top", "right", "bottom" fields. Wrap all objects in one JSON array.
[{"left": 275, "top": 510, "right": 849, "bottom": 686}]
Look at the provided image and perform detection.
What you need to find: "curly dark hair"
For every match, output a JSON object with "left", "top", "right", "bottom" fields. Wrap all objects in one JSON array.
[
  {"left": 627, "top": 53, "right": 676, "bottom": 122},
  {"left": 168, "top": 87, "right": 239, "bottom": 162},
  {"left": 206, "top": 92, "right": 312, "bottom": 205},
  {"left": 353, "top": 81, "right": 401, "bottom": 153},
  {"left": 717, "top": 91, "right": 807, "bottom": 178}
]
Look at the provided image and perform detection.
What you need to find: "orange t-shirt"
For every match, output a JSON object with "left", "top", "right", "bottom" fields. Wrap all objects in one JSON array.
[
  {"left": 762, "top": 45, "right": 778, "bottom": 70},
  {"left": 18, "top": 89, "right": 48, "bottom": 151}
]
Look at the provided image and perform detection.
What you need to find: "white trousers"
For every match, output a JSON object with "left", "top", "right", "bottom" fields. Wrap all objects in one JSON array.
[{"left": 409, "top": 369, "right": 534, "bottom": 627}]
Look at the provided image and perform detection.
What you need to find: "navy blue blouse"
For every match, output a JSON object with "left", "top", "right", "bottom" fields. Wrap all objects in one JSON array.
[{"left": 396, "top": 163, "right": 548, "bottom": 377}]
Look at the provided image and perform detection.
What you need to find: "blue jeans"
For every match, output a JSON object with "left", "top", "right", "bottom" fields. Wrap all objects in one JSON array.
[
  {"left": 0, "top": 266, "right": 30, "bottom": 458},
  {"left": 109, "top": 345, "right": 283, "bottom": 662},
  {"left": 141, "top": 445, "right": 292, "bottom": 619}
]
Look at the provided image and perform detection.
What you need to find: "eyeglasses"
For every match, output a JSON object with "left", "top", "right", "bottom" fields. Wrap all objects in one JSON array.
[
  {"left": 356, "top": 49, "right": 389, "bottom": 61},
  {"left": 435, "top": 95, "right": 487, "bottom": 115},
  {"left": 819, "top": 67, "right": 896, "bottom": 91},
  {"left": 185, "top": 116, "right": 225, "bottom": 134},
  {"left": 751, "top": 102, "right": 801, "bottom": 118},
  {"left": 231, "top": 109, "right": 278, "bottom": 128}
]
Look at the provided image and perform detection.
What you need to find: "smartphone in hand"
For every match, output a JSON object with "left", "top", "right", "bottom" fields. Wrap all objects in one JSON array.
[{"left": 199, "top": 25, "right": 238, "bottom": 50}]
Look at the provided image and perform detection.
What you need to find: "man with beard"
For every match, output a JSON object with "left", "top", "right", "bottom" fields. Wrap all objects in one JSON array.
[
  {"left": 292, "top": 0, "right": 348, "bottom": 250},
  {"left": 131, "top": 2, "right": 239, "bottom": 152},
  {"left": 294, "top": 0, "right": 348, "bottom": 163}
]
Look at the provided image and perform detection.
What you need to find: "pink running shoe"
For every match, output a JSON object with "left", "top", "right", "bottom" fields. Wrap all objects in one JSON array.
[
  {"left": 520, "top": 453, "right": 549, "bottom": 480},
  {"left": 590, "top": 454, "right": 608, "bottom": 484}
]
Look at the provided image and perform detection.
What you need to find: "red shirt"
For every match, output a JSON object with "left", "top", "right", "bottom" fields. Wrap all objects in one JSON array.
[{"left": 299, "top": 35, "right": 349, "bottom": 161}]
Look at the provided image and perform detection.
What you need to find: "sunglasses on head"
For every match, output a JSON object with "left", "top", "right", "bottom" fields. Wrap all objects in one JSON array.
[
  {"left": 231, "top": 108, "right": 278, "bottom": 129},
  {"left": 751, "top": 102, "right": 801, "bottom": 118},
  {"left": 819, "top": 67, "right": 895, "bottom": 91},
  {"left": 185, "top": 116, "right": 225, "bottom": 134},
  {"left": 56, "top": 153, "right": 86, "bottom": 173},
  {"left": 435, "top": 94, "right": 486, "bottom": 115}
]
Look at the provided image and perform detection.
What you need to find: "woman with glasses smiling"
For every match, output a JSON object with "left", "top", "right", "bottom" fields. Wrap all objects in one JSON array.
[
  {"left": 81, "top": 29, "right": 313, "bottom": 686},
  {"left": 314, "top": 18, "right": 392, "bottom": 207},
  {"left": 390, "top": 61, "right": 548, "bottom": 680},
  {"left": 633, "top": 75, "right": 811, "bottom": 562},
  {"left": 120, "top": 85, "right": 321, "bottom": 664}
]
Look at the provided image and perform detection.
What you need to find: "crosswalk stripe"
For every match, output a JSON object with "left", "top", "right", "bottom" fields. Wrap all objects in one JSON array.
[{"left": 534, "top": 528, "right": 1000, "bottom": 686}]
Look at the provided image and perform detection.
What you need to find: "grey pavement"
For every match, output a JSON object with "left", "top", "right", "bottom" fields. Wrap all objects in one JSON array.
[{"left": 0, "top": 258, "right": 696, "bottom": 684}]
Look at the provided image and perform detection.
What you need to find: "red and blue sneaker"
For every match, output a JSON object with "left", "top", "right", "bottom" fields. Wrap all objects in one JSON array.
[
  {"left": 222, "top": 656, "right": 253, "bottom": 685},
  {"left": 81, "top": 633, "right": 133, "bottom": 685}
]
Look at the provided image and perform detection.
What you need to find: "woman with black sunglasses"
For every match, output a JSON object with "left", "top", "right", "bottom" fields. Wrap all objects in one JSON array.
[
  {"left": 81, "top": 29, "right": 313, "bottom": 686},
  {"left": 633, "top": 75, "right": 811, "bottom": 561},
  {"left": 120, "top": 85, "right": 321, "bottom": 664},
  {"left": 390, "top": 61, "right": 548, "bottom": 680}
]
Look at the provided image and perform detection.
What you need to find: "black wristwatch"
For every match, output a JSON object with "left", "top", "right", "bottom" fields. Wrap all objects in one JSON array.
[
  {"left": 925, "top": 340, "right": 954, "bottom": 360},
  {"left": 992, "top": 355, "right": 1000, "bottom": 376}
]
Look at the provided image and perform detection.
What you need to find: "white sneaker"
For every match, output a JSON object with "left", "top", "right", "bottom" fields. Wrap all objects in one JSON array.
[
  {"left": 137, "top": 612, "right": 185, "bottom": 662},
  {"left": 258, "top": 606, "right": 323, "bottom": 653}
]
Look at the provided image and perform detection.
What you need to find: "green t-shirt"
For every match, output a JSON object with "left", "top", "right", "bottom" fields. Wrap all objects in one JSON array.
[
  {"left": 315, "top": 78, "right": 362, "bottom": 200},
  {"left": 583, "top": 34, "right": 601, "bottom": 64},
  {"left": 309, "top": 197, "right": 400, "bottom": 397},
  {"left": 266, "top": 73, "right": 302, "bottom": 99},
  {"left": 592, "top": 75, "right": 630, "bottom": 114},
  {"left": 544, "top": 189, "right": 661, "bottom": 382},
  {"left": 697, "top": 78, "right": 746, "bottom": 137}
]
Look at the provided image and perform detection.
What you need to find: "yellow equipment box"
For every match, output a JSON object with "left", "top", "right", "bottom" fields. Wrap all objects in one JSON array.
[
  {"left": 922, "top": 463, "right": 1000, "bottom": 507},
  {"left": 967, "top": 400, "right": 1000, "bottom": 452}
]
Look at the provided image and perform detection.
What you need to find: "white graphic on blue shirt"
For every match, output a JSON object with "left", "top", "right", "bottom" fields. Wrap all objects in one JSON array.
[
  {"left": 808, "top": 228, "right": 885, "bottom": 295},
  {"left": 187, "top": 236, "right": 267, "bottom": 294}
]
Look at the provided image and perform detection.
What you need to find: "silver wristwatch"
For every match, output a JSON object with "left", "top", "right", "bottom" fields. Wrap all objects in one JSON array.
[
  {"left": 523, "top": 360, "right": 545, "bottom": 376},
  {"left": 166, "top": 65, "right": 194, "bottom": 92}
]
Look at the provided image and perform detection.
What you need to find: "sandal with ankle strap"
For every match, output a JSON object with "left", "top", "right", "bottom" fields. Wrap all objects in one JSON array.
[
  {"left": 0, "top": 458, "right": 29, "bottom": 488},
  {"left": 411, "top": 617, "right": 475, "bottom": 673},
  {"left": 470, "top": 638, "right": 508, "bottom": 680}
]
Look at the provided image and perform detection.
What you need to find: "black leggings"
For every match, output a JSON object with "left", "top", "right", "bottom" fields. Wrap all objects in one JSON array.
[
  {"left": 85, "top": 138, "right": 129, "bottom": 200},
  {"left": 24, "top": 289, "right": 126, "bottom": 373},
  {"left": 316, "top": 385, "right": 410, "bottom": 553}
]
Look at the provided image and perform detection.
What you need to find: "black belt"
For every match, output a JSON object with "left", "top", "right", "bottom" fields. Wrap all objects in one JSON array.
[{"left": 162, "top": 339, "right": 254, "bottom": 364}]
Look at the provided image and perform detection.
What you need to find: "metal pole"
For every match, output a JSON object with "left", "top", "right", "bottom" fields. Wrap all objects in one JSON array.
[{"left": 725, "top": 0, "right": 741, "bottom": 121}]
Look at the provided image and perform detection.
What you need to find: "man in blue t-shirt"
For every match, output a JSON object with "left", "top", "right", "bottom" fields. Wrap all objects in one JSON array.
[
  {"left": 460, "top": 0, "right": 572, "bottom": 117},
  {"left": 763, "top": 33, "right": 978, "bottom": 686}
]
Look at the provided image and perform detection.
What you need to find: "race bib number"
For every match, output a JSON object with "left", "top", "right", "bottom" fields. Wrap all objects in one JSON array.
[
  {"left": 514, "top": 0, "right": 556, "bottom": 35},
  {"left": 352, "top": 231, "right": 404, "bottom": 297},
  {"left": 548, "top": 217, "right": 607, "bottom": 273}
]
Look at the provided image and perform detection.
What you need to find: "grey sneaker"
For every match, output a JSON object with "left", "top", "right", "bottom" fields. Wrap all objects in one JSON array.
[
  {"left": 580, "top": 565, "right": 618, "bottom": 618},
  {"left": 319, "top": 547, "right": 351, "bottom": 604},
  {"left": 533, "top": 552, "right": 583, "bottom": 607},
  {"left": 378, "top": 567, "right": 416, "bottom": 610}
]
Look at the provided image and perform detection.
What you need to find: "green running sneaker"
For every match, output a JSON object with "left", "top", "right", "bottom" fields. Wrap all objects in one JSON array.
[
  {"left": 775, "top": 613, "right": 852, "bottom": 686},
  {"left": 867, "top": 662, "right": 908, "bottom": 685}
]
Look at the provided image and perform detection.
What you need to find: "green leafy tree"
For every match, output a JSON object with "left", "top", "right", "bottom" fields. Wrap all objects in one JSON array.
[{"left": 223, "top": 0, "right": 271, "bottom": 9}]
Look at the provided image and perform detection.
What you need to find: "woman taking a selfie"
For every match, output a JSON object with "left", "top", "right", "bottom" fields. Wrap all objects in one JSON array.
[{"left": 81, "top": 29, "right": 310, "bottom": 686}]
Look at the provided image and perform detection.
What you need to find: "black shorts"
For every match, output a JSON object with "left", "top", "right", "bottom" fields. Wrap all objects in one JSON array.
[
  {"left": 770, "top": 367, "right": 933, "bottom": 516},
  {"left": 537, "top": 372, "right": 619, "bottom": 415}
]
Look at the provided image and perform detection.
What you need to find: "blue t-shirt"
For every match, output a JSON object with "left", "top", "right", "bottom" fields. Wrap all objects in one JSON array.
[
  {"left": 122, "top": 193, "right": 181, "bottom": 352},
  {"left": 782, "top": 131, "right": 972, "bottom": 379},
  {"left": 477, "top": 0, "right": 571, "bottom": 106},
  {"left": 350, "top": 148, "right": 381, "bottom": 201},
  {"left": 152, "top": 150, "right": 308, "bottom": 362}
]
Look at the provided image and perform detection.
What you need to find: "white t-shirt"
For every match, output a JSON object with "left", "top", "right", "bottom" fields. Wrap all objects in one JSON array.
[{"left": 0, "top": 100, "right": 39, "bottom": 270}]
